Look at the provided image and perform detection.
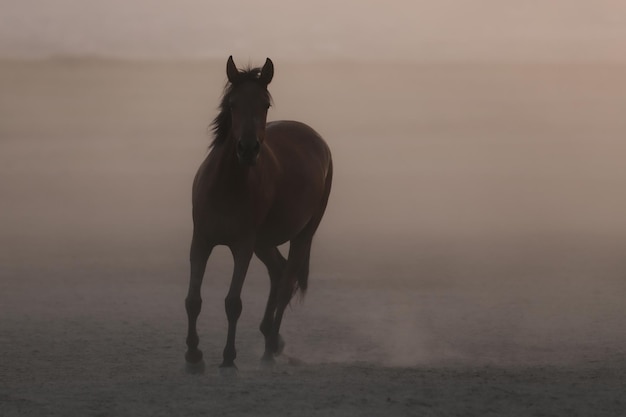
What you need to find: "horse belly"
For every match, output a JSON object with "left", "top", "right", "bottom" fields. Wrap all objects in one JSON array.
[
  {"left": 256, "top": 213, "right": 309, "bottom": 246},
  {"left": 256, "top": 183, "right": 324, "bottom": 246},
  {"left": 256, "top": 219, "right": 307, "bottom": 247}
]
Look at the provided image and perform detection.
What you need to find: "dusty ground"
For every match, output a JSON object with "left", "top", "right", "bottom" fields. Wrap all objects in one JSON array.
[
  {"left": 1, "top": 60, "right": 626, "bottom": 416},
  {"left": 2, "top": 257, "right": 626, "bottom": 417}
]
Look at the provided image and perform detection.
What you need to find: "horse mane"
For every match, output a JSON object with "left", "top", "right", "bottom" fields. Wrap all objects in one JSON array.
[{"left": 209, "top": 66, "right": 273, "bottom": 149}]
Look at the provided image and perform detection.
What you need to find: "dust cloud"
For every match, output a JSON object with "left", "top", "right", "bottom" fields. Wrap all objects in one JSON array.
[{"left": 1, "top": 59, "right": 626, "bottom": 371}]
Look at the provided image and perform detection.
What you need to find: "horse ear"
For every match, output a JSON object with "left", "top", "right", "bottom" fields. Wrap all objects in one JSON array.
[
  {"left": 226, "top": 55, "right": 239, "bottom": 83},
  {"left": 259, "top": 58, "right": 274, "bottom": 85}
]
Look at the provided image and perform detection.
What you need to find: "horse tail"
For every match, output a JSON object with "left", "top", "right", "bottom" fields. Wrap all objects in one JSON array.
[
  {"left": 296, "top": 156, "right": 333, "bottom": 297},
  {"left": 296, "top": 257, "right": 311, "bottom": 295}
]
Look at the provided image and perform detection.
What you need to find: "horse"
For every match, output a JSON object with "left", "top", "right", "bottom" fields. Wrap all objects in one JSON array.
[{"left": 185, "top": 56, "right": 333, "bottom": 369}]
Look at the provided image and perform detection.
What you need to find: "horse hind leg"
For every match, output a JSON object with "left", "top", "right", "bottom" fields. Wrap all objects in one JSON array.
[
  {"left": 254, "top": 246, "right": 287, "bottom": 363},
  {"left": 265, "top": 160, "right": 332, "bottom": 359}
]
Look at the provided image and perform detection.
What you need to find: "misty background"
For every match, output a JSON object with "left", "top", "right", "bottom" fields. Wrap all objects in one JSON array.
[
  {"left": 1, "top": 1, "right": 626, "bottom": 368},
  {"left": 2, "top": 0, "right": 626, "bottom": 61}
]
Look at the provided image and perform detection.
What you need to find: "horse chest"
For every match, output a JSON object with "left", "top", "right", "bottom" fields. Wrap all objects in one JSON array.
[{"left": 196, "top": 185, "right": 272, "bottom": 243}]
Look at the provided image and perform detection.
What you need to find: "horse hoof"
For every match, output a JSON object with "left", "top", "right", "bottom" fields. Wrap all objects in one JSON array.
[
  {"left": 275, "top": 335, "right": 286, "bottom": 356},
  {"left": 219, "top": 363, "right": 239, "bottom": 377},
  {"left": 260, "top": 353, "right": 276, "bottom": 369},
  {"left": 185, "top": 359, "right": 206, "bottom": 375},
  {"left": 185, "top": 349, "right": 204, "bottom": 364}
]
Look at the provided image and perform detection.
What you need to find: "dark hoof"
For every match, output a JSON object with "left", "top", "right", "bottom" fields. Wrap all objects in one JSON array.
[
  {"left": 185, "top": 359, "right": 206, "bottom": 375},
  {"left": 219, "top": 363, "right": 238, "bottom": 376},
  {"left": 275, "top": 335, "right": 286, "bottom": 356},
  {"left": 260, "top": 352, "right": 276, "bottom": 368},
  {"left": 185, "top": 349, "right": 204, "bottom": 364}
]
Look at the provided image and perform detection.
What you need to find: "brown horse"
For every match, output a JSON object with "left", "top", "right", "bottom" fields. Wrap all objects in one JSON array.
[{"left": 185, "top": 56, "right": 333, "bottom": 369}]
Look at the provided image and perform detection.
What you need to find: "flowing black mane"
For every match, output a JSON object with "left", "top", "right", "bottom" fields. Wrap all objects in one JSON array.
[{"left": 209, "top": 66, "right": 272, "bottom": 148}]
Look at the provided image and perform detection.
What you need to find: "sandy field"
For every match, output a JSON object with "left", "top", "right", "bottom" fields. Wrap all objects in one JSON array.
[{"left": 1, "top": 60, "right": 626, "bottom": 416}]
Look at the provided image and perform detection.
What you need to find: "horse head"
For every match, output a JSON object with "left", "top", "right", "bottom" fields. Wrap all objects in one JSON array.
[{"left": 224, "top": 56, "right": 274, "bottom": 166}]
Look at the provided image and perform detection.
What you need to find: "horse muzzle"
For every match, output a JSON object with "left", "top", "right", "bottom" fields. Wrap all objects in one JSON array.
[{"left": 236, "top": 139, "right": 260, "bottom": 166}]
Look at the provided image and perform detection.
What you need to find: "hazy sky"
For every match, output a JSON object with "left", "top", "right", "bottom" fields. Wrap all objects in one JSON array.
[{"left": 1, "top": 0, "right": 625, "bottom": 60}]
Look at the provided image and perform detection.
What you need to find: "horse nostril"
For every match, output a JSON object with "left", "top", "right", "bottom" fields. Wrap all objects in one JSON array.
[
  {"left": 252, "top": 141, "right": 260, "bottom": 153},
  {"left": 237, "top": 141, "right": 245, "bottom": 154}
]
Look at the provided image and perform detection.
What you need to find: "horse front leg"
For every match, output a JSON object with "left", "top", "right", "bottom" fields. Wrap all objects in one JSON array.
[
  {"left": 221, "top": 240, "right": 255, "bottom": 369},
  {"left": 185, "top": 236, "right": 212, "bottom": 364}
]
